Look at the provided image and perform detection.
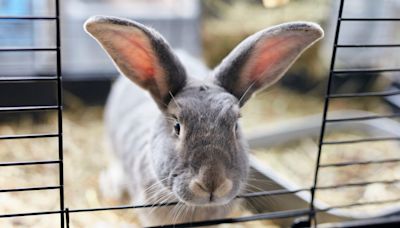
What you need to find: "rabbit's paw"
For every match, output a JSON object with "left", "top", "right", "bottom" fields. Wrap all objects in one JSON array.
[{"left": 99, "top": 162, "right": 127, "bottom": 201}]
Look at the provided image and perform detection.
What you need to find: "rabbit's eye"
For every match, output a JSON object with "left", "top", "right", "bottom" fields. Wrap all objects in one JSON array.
[
  {"left": 235, "top": 123, "right": 238, "bottom": 131},
  {"left": 174, "top": 122, "right": 181, "bottom": 136}
]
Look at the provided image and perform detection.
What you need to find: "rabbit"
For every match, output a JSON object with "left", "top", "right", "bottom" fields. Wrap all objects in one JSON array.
[{"left": 84, "top": 16, "right": 323, "bottom": 226}]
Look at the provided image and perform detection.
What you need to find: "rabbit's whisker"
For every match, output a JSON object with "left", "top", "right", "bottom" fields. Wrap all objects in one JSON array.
[
  {"left": 173, "top": 203, "right": 182, "bottom": 225},
  {"left": 147, "top": 192, "right": 172, "bottom": 213},
  {"left": 142, "top": 178, "right": 166, "bottom": 192},
  {"left": 175, "top": 203, "right": 185, "bottom": 225},
  {"left": 243, "top": 183, "right": 268, "bottom": 193},
  {"left": 183, "top": 204, "right": 191, "bottom": 221},
  {"left": 238, "top": 82, "right": 255, "bottom": 105},
  {"left": 170, "top": 202, "right": 180, "bottom": 225},
  {"left": 173, "top": 202, "right": 187, "bottom": 225},
  {"left": 246, "top": 177, "right": 277, "bottom": 185},
  {"left": 243, "top": 197, "right": 260, "bottom": 214},
  {"left": 191, "top": 206, "right": 196, "bottom": 222},
  {"left": 145, "top": 189, "right": 169, "bottom": 211},
  {"left": 178, "top": 203, "right": 187, "bottom": 223},
  {"left": 143, "top": 177, "right": 170, "bottom": 197},
  {"left": 169, "top": 91, "right": 181, "bottom": 110},
  {"left": 148, "top": 192, "right": 175, "bottom": 218}
]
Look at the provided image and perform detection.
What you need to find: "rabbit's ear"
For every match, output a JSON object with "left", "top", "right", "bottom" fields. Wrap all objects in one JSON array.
[
  {"left": 84, "top": 16, "right": 187, "bottom": 109},
  {"left": 213, "top": 22, "right": 324, "bottom": 106}
]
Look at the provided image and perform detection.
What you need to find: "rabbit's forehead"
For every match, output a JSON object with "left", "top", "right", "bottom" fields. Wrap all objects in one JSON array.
[{"left": 171, "top": 86, "right": 240, "bottom": 121}]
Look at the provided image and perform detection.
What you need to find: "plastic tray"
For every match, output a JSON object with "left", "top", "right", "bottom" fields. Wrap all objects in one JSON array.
[{"left": 246, "top": 110, "right": 400, "bottom": 225}]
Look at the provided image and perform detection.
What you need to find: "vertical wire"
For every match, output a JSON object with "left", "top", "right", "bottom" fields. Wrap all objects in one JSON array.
[
  {"left": 308, "top": 0, "right": 345, "bottom": 226},
  {"left": 54, "top": 0, "right": 65, "bottom": 227},
  {"left": 66, "top": 208, "right": 70, "bottom": 228}
]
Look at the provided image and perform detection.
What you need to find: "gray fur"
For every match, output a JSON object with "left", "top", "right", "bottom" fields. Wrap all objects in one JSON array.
[{"left": 84, "top": 16, "right": 323, "bottom": 226}]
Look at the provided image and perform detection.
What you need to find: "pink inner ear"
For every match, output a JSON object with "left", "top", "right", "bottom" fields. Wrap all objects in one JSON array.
[
  {"left": 114, "top": 30, "right": 155, "bottom": 80},
  {"left": 248, "top": 35, "right": 295, "bottom": 82}
]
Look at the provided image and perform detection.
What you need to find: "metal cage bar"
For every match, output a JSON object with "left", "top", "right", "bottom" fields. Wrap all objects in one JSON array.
[
  {"left": 308, "top": 0, "right": 344, "bottom": 225},
  {"left": 0, "top": 0, "right": 65, "bottom": 227},
  {"left": 0, "top": 16, "right": 57, "bottom": 20},
  {"left": 308, "top": 0, "right": 400, "bottom": 227},
  {"left": 55, "top": 0, "right": 65, "bottom": 226},
  {"left": 333, "top": 68, "right": 400, "bottom": 74},
  {"left": 326, "top": 113, "right": 400, "bottom": 122},
  {"left": 0, "top": 186, "right": 61, "bottom": 193},
  {"left": 0, "top": 133, "right": 59, "bottom": 140},
  {"left": 0, "top": 160, "right": 60, "bottom": 167},
  {"left": 0, "top": 76, "right": 59, "bottom": 82},
  {"left": 322, "top": 137, "right": 400, "bottom": 145},
  {"left": 0, "top": 105, "right": 59, "bottom": 112},
  {"left": 321, "top": 215, "right": 400, "bottom": 228}
]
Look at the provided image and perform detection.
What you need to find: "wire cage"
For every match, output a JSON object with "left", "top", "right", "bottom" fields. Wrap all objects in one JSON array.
[{"left": 1, "top": 0, "right": 400, "bottom": 227}]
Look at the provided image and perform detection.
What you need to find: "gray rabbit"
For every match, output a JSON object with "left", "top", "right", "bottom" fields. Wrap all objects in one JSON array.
[{"left": 84, "top": 16, "right": 323, "bottom": 226}]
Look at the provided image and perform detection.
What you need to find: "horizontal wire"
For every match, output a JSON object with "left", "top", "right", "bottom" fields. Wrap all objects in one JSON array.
[
  {"left": 68, "top": 202, "right": 179, "bottom": 213},
  {"left": 319, "top": 198, "right": 400, "bottom": 212},
  {"left": 326, "top": 113, "right": 400, "bottom": 122},
  {"left": 0, "top": 210, "right": 61, "bottom": 218},
  {"left": 317, "top": 179, "right": 400, "bottom": 190},
  {"left": 0, "top": 133, "right": 59, "bottom": 140},
  {"left": 0, "top": 47, "right": 57, "bottom": 52},
  {"left": 0, "top": 105, "right": 59, "bottom": 112},
  {"left": 321, "top": 215, "right": 400, "bottom": 228},
  {"left": 0, "top": 185, "right": 60, "bottom": 193},
  {"left": 333, "top": 68, "right": 400, "bottom": 74},
  {"left": 336, "top": 44, "right": 400, "bottom": 48},
  {"left": 238, "top": 188, "right": 309, "bottom": 198},
  {"left": 328, "top": 90, "right": 400, "bottom": 99},
  {"left": 0, "top": 76, "right": 58, "bottom": 82},
  {"left": 322, "top": 137, "right": 400, "bottom": 145},
  {"left": 0, "top": 160, "right": 60, "bottom": 167},
  {"left": 145, "top": 208, "right": 310, "bottom": 228},
  {"left": 320, "top": 158, "right": 400, "bottom": 168},
  {"left": 0, "top": 16, "right": 56, "bottom": 20},
  {"left": 340, "top": 18, "right": 400, "bottom": 21}
]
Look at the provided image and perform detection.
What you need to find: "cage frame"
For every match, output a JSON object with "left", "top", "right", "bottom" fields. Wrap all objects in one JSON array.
[{"left": 1, "top": 0, "right": 400, "bottom": 227}]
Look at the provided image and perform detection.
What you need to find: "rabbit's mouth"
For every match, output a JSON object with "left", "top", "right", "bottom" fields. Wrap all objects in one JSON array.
[{"left": 172, "top": 179, "right": 239, "bottom": 207}]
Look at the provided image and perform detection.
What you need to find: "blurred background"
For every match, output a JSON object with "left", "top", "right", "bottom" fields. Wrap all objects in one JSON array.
[{"left": 1, "top": 0, "right": 400, "bottom": 227}]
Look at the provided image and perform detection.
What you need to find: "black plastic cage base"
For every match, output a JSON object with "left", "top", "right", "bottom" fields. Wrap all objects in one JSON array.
[{"left": 0, "top": 78, "right": 112, "bottom": 107}]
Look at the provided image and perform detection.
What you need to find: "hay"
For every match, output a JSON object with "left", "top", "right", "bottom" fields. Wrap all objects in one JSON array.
[
  {"left": 253, "top": 131, "right": 400, "bottom": 215},
  {"left": 0, "top": 103, "right": 140, "bottom": 227},
  {"left": 0, "top": 85, "right": 394, "bottom": 226},
  {"left": 242, "top": 87, "right": 399, "bottom": 215}
]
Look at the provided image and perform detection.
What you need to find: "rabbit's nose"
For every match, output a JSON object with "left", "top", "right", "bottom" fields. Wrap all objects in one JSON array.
[{"left": 189, "top": 178, "right": 233, "bottom": 201}]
